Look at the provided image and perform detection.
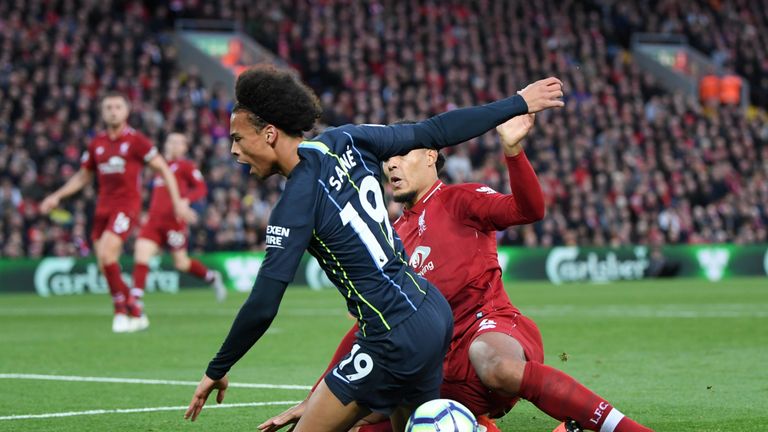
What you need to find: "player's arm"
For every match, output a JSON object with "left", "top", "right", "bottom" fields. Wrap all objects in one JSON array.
[
  {"left": 186, "top": 274, "right": 288, "bottom": 422},
  {"left": 185, "top": 165, "right": 208, "bottom": 203},
  {"left": 206, "top": 274, "right": 289, "bottom": 380},
  {"left": 355, "top": 77, "right": 563, "bottom": 159},
  {"left": 447, "top": 114, "right": 545, "bottom": 230},
  {"left": 39, "top": 168, "right": 93, "bottom": 214},
  {"left": 187, "top": 164, "right": 316, "bottom": 422},
  {"left": 147, "top": 155, "right": 196, "bottom": 223}
]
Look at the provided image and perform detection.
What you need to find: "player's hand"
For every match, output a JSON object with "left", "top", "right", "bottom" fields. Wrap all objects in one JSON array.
[
  {"left": 39, "top": 195, "right": 60, "bottom": 214},
  {"left": 497, "top": 113, "right": 536, "bottom": 156},
  {"left": 184, "top": 374, "right": 228, "bottom": 421},
  {"left": 517, "top": 77, "right": 564, "bottom": 113},
  {"left": 257, "top": 399, "right": 308, "bottom": 432},
  {"left": 174, "top": 200, "right": 198, "bottom": 224}
]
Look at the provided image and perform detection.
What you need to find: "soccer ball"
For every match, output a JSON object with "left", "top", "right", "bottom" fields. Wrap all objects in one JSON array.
[{"left": 405, "top": 399, "right": 478, "bottom": 432}]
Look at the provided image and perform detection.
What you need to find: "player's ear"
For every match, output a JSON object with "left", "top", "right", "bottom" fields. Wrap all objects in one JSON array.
[
  {"left": 264, "top": 125, "right": 277, "bottom": 148},
  {"left": 426, "top": 149, "right": 438, "bottom": 167}
]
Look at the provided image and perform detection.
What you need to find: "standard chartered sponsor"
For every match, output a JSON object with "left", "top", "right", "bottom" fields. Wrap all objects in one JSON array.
[
  {"left": 545, "top": 247, "right": 649, "bottom": 284},
  {"left": 34, "top": 257, "right": 178, "bottom": 297}
]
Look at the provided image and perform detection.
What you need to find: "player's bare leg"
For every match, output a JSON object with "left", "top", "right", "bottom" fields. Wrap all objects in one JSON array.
[
  {"left": 470, "top": 332, "right": 652, "bottom": 432},
  {"left": 95, "top": 231, "right": 137, "bottom": 332},
  {"left": 170, "top": 249, "right": 226, "bottom": 302},
  {"left": 132, "top": 237, "right": 159, "bottom": 308},
  {"left": 293, "top": 379, "right": 370, "bottom": 432}
]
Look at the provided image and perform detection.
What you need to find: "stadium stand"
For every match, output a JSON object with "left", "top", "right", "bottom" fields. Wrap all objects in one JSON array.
[{"left": 1, "top": 0, "right": 766, "bottom": 257}]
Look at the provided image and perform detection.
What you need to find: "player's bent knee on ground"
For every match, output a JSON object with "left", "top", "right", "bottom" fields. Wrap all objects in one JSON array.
[
  {"left": 480, "top": 356, "right": 526, "bottom": 396},
  {"left": 470, "top": 336, "right": 527, "bottom": 396}
]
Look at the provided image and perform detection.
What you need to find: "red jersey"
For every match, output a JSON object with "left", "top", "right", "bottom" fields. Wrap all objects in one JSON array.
[
  {"left": 394, "top": 153, "right": 545, "bottom": 338},
  {"left": 80, "top": 127, "right": 157, "bottom": 214},
  {"left": 146, "top": 159, "right": 207, "bottom": 220}
]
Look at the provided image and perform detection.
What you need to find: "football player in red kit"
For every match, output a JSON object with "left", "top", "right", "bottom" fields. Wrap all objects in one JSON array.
[
  {"left": 260, "top": 114, "right": 653, "bottom": 432},
  {"left": 40, "top": 92, "right": 196, "bottom": 333},
  {"left": 131, "top": 132, "right": 226, "bottom": 327}
]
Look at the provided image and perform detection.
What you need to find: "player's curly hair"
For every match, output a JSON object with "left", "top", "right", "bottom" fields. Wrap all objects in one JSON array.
[{"left": 234, "top": 65, "right": 322, "bottom": 137}]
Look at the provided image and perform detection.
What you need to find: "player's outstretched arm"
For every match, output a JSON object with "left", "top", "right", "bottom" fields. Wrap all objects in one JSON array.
[
  {"left": 39, "top": 168, "right": 93, "bottom": 214},
  {"left": 185, "top": 275, "right": 289, "bottom": 421},
  {"left": 413, "top": 76, "right": 563, "bottom": 149},
  {"left": 147, "top": 155, "right": 197, "bottom": 223},
  {"left": 359, "top": 77, "right": 563, "bottom": 160},
  {"left": 445, "top": 113, "right": 545, "bottom": 230}
]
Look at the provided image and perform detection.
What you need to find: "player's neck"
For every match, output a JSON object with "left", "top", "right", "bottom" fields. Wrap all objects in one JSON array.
[
  {"left": 406, "top": 178, "right": 440, "bottom": 210},
  {"left": 275, "top": 136, "right": 303, "bottom": 177},
  {"left": 106, "top": 123, "right": 126, "bottom": 140}
]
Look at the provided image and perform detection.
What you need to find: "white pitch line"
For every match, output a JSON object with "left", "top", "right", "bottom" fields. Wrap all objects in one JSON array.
[
  {"left": 0, "top": 400, "right": 303, "bottom": 421},
  {"left": 0, "top": 374, "right": 311, "bottom": 390}
]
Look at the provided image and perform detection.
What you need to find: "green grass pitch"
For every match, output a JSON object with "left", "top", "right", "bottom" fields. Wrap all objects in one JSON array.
[{"left": 0, "top": 278, "right": 766, "bottom": 431}]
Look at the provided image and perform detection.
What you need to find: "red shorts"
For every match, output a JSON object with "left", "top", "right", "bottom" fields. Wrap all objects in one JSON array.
[
  {"left": 440, "top": 308, "right": 544, "bottom": 418},
  {"left": 138, "top": 217, "right": 188, "bottom": 250},
  {"left": 91, "top": 209, "right": 138, "bottom": 242}
]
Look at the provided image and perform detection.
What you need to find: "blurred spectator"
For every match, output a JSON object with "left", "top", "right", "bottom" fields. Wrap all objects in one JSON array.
[{"left": 1, "top": 0, "right": 766, "bottom": 257}]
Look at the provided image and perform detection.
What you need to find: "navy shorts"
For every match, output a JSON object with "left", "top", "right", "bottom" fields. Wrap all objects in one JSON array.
[{"left": 324, "top": 288, "right": 453, "bottom": 415}]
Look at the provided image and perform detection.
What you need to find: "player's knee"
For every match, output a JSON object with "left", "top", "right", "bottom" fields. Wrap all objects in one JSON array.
[
  {"left": 475, "top": 355, "right": 526, "bottom": 395},
  {"left": 133, "top": 242, "right": 154, "bottom": 263},
  {"left": 174, "top": 259, "right": 189, "bottom": 272},
  {"left": 96, "top": 243, "right": 119, "bottom": 264}
]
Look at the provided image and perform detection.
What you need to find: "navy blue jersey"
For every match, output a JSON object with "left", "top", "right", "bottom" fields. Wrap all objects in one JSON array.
[{"left": 259, "top": 124, "right": 437, "bottom": 335}]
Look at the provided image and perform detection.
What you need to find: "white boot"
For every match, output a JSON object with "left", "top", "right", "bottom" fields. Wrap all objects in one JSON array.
[
  {"left": 210, "top": 270, "right": 227, "bottom": 302},
  {"left": 131, "top": 314, "right": 150, "bottom": 332},
  {"left": 112, "top": 314, "right": 132, "bottom": 333}
]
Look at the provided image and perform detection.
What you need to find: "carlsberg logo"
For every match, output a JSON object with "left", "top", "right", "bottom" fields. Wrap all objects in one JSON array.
[
  {"left": 545, "top": 247, "right": 649, "bottom": 285},
  {"left": 696, "top": 248, "right": 730, "bottom": 282},
  {"left": 223, "top": 256, "right": 264, "bottom": 292},
  {"left": 34, "top": 257, "right": 179, "bottom": 297}
]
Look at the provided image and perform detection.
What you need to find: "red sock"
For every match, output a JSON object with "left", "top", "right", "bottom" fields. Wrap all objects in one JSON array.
[
  {"left": 103, "top": 263, "right": 131, "bottom": 315},
  {"left": 132, "top": 263, "right": 149, "bottom": 293},
  {"left": 312, "top": 323, "right": 359, "bottom": 392},
  {"left": 358, "top": 422, "right": 393, "bottom": 432},
  {"left": 519, "top": 362, "right": 653, "bottom": 432},
  {"left": 188, "top": 259, "right": 210, "bottom": 280}
]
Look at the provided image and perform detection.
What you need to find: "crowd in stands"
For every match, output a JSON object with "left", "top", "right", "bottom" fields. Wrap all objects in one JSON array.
[
  {"left": 0, "top": 0, "right": 766, "bottom": 257},
  {"left": 599, "top": 0, "right": 768, "bottom": 108}
]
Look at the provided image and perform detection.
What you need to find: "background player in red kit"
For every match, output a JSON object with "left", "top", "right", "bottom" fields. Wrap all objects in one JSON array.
[
  {"left": 260, "top": 114, "right": 653, "bottom": 432},
  {"left": 40, "top": 92, "right": 195, "bottom": 333},
  {"left": 131, "top": 132, "right": 226, "bottom": 325}
]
